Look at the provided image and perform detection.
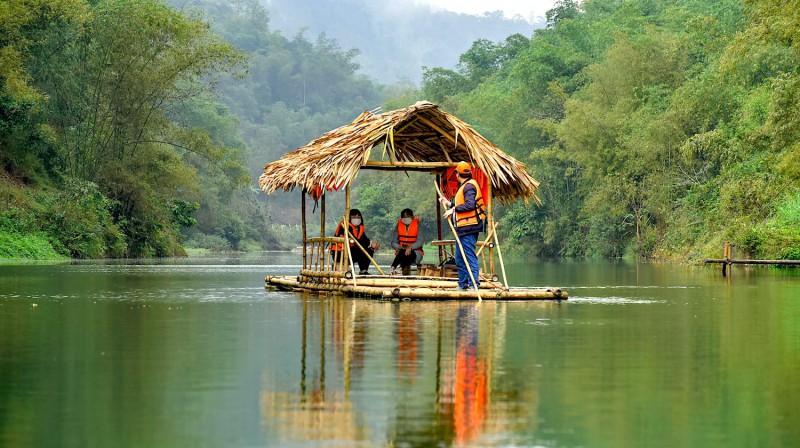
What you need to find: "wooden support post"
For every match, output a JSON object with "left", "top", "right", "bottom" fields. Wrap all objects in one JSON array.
[
  {"left": 345, "top": 186, "right": 356, "bottom": 283},
  {"left": 489, "top": 246, "right": 496, "bottom": 281},
  {"left": 321, "top": 193, "right": 326, "bottom": 271},
  {"left": 435, "top": 173, "right": 443, "bottom": 265},
  {"left": 723, "top": 241, "right": 731, "bottom": 277},
  {"left": 492, "top": 219, "right": 509, "bottom": 290},
  {"left": 301, "top": 189, "right": 307, "bottom": 270},
  {"left": 479, "top": 244, "right": 488, "bottom": 276},
  {"left": 486, "top": 182, "right": 495, "bottom": 278}
]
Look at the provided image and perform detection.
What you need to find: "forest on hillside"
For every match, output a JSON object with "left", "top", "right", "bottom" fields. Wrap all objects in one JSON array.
[
  {"left": 1, "top": 0, "right": 385, "bottom": 258},
  {"left": 408, "top": 0, "right": 800, "bottom": 260},
  {"left": 2, "top": 0, "right": 800, "bottom": 261}
]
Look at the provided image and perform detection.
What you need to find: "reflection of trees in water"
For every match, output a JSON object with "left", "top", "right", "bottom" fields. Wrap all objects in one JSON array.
[
  {"left": 332, "top": 296, "right": 370, "bottom": 372},
  {"left": 259, "top": 297, "right": 540, "bottom": 446},
  {"left": 260, "top": 295, "right": 369, "bottom": 444}
]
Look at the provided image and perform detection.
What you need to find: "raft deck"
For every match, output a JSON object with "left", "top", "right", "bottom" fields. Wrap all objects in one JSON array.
[{"left": 265, "top": 274, "right": 567, "bottom": 301}]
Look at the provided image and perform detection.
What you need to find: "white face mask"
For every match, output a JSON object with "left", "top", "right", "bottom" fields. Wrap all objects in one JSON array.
[
  {"left": 350, "top": 218, "right": 361, "bottom": 226},
  {"left": 401, "top": 217, "right": 413, "bottom": 226}
]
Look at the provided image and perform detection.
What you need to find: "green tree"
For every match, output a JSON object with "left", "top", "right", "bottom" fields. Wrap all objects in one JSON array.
[
  {"left": 0, "top": 0, "right": 89, "bottom": 180},
  {"left": 19, "top": 0, "right": 248, "bottom": 257}
]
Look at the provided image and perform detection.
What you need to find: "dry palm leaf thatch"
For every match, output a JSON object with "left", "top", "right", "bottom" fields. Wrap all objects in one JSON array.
[{"left": 259, "top": 101, "right": 540, "bottom": 204}]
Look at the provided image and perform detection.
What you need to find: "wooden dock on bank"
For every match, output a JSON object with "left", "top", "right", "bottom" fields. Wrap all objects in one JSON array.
[{"left": 704, "top": 242, "right": 800, "bottom": 275}]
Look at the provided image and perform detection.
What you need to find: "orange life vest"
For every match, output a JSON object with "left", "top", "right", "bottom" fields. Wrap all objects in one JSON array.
[
  {"left": 396, "top": 217, "right": 423, "bottom": 255},
  {"left": 454, "top": 179, "right": 486, "bottom": 228},
  {"left": 331, "top": 222, "right": 365, "bottom": 252}
]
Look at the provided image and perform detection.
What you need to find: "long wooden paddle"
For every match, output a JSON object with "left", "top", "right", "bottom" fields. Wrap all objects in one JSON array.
[
  {"left": 491, "top": 218, "right": 508, "bottom": 290},
  {"left": 344, "top": 225, "right": 385, "bottom": 275},
  {"left": 340, "top": 220, "right": 358, "bottom": 286}
]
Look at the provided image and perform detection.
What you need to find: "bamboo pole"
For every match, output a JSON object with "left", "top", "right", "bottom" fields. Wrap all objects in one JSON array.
[
  {"left": 434, "top": 180, "right": 481, "bottom": 301},
  {"left": 486, "top": 181, "right": 492, "bottom": 230},
  {"left": 301, "top": 189, "right": 308, "bottom": 270},
  {"left": 435, "top": 173, "right": 443, "bottom": 265},
  {"left": 478, "top": 242, "right": 488, "bottom": 278},
  {"left": 364, "top": 161, "right": 458, "bottom": 169},
  {"left": 437, "top": 140, "right": 453, "bottom": 163},
  {"left": 321, "top": 193, "right": 326, "bottom": 271},
  {"left": 304, "top": 276, "right": 502, "bottom": 289},
  {"left": 486, "top": 182, "right": 495, "bottom": 277},
  {"left": 345, "top": 186, "right": 357, "bottom": 285},
  {"left": 300, "top": 269, "right": 348, "bottom": 278},
  {"left": 489, "top": 245, "right": 495, "bottom": 279},
  {"left": 317, "top": 241, "right": 323, "bottom": 272},
  {"left": 417, "top": 116, "right": 458, "bottom": 145},
  {"left": 383, "top": 287, "right": 565, "bottom": 300},
  {"left": 475, "top": 226, "right": 495, "bottom": 256},
  {"left": 491, "top": 219, "right": 509, "bottom": 290},
  {"left": 343, "top": 225, "right": 385, "bottom": 275},
  {"left": 307, "top": 237, "right": 345, "bottom": 243}
]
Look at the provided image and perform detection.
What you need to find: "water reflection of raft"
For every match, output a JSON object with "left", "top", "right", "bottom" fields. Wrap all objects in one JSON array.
[
  {"left": 259, "top": 102, "right": 568, "bottom": 301},
  {"left": 265, "top": 274, "right": 566, "bottom": 301}
]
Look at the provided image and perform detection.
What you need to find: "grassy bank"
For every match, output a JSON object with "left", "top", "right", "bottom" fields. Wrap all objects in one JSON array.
[{"left": 0, "top": 231, "right": 67, "bottom": 260}]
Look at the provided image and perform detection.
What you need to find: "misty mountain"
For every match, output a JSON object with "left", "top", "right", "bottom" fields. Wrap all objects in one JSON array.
[{"left": 264, "top": 0, "right": 544, "bottom": 84}]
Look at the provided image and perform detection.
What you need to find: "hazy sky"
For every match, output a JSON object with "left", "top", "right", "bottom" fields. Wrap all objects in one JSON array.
[{"left": 414, "top": 0, "right": 559, "bottom": 21}]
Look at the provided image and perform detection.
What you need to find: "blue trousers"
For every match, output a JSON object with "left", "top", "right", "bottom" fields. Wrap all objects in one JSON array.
[{"left": 454, "top": 233, "right": 480, "bottom": 289}]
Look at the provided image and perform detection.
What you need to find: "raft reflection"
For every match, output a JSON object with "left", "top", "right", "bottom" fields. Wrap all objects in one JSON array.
[{"left": 260, "top": 296, "right": 545, "bottom": 446}]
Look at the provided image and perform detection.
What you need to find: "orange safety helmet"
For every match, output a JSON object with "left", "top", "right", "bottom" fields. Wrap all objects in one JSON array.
[{"left": 455, "top": 161, "right": 471, "bottom": 174}]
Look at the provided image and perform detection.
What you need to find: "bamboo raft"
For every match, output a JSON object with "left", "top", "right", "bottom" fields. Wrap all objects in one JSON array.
[
  {"left": 259, "top": 101, "right": 567, "bottom": 302},
  {"left": 265, "top": 273, "right": 567, "bottom": 301}
]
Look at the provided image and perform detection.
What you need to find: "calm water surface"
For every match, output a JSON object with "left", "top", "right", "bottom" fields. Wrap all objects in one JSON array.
[{"left": 1, "top": 254, "right": 799, "bottom": 447}]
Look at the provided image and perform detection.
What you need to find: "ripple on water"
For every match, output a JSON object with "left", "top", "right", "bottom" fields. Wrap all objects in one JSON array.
[{"left": 567, "top": 296, "right": 665, "bottom": 304}]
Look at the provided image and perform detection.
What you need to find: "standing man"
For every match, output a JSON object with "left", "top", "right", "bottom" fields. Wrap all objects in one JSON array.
[{"left": 439, "top": 162, "right": 485, "bottom": 290}]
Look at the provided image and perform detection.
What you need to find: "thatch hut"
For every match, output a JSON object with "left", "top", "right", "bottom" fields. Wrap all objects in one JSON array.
[
  {"left": 259, "top": 101, "right": 540, "bottom": 204},
  {"left": 260, "top": 101, "right": 565, "bottom": 301}
]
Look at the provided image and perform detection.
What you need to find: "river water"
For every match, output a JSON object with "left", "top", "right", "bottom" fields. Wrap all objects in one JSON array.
[{"left": 1, "top": 254, "right": 798, "bottom": 447}]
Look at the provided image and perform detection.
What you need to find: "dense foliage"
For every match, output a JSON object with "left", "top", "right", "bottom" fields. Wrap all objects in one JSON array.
[
  {"left": 414, "top": 0, "right": 800, "bottom": 260},
  {"left": 1, "top": 0, "right": 247, "bottom": 257},
  {"left": 0, "top": 0, "right": 385, "bottom": 258},
  {"left": 5, "top": 0, "right": 800, "bottom": 261}
]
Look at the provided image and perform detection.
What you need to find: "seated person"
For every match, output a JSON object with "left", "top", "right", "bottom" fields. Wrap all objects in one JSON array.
[
  {"left": 390, "top": 208, "right": 424, "bottom": 276},
  {"left": 330, "top": 209, "right": 379, "bottom": 275}
]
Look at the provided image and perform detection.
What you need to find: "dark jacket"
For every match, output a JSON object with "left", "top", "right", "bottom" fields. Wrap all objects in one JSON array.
[
  {"left": 334, "top": 222, "right": 371, "bottom": 250},
  {"left": 452, "top": 182, "right": 484, "bottom": 236}
]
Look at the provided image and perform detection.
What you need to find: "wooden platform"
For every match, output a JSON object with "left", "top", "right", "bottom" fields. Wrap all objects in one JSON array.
[{"left": 265, "top": 274, "right": 567, "bottom": 301}]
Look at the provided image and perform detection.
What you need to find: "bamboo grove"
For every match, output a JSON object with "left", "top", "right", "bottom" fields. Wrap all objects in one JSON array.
[
  {"left": 0, "top": 0, "right": 384, "bottom": 258},
  {"left": 415, "top": 0, "right": 800, "bottom": 260}
]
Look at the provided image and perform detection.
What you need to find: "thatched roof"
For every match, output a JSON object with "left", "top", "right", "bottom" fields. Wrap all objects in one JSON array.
[{"left": 258, "top": 101, "right": 540, "bottom": 204}]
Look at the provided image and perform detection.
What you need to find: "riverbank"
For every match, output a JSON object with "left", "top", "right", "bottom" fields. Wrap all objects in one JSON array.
[{"left": 0, "top": 231, "right": 68, "bottom": 260}]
